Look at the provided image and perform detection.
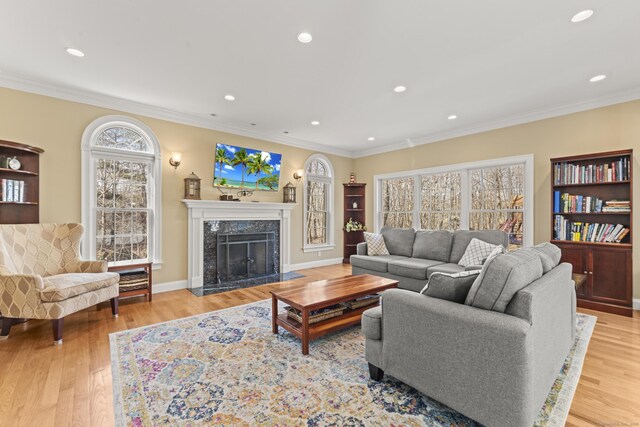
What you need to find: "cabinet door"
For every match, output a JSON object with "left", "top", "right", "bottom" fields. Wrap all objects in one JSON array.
[
  {"left": 556, "top": 244, "right": 589, "bottom": 297},
  {"left": 590, "top": 246, "right": 632, "bottom": 305}
]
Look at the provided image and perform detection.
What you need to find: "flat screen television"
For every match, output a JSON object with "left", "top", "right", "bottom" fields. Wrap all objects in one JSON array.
[{"left": 213, "top": 143, "right": 282, "bottom": 191}]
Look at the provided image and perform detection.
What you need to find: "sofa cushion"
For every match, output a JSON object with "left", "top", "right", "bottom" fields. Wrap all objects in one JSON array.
[
  {"left": 381, "top": 227, "right": 416, "bottom": 257},
  {"left": 426, "top": 263, "right": 466, "bottom": 278},
  {"left": 449, "top": 230, "right": 508, "bottom": 264},
  {"left": 363, "top": 232, "right": 389, "bottom": 256},
  {"left": 521, "top": 242, "right": 561, "bottom": 273},
  {"left": 411, "top": 230, "right": 453, "bottom": 262},
  {"left": 420, "top": 270, "right": 481, "bottom": 303},
  {"left": 458, "top": 238, "right": 500, "bottom": 267},
  {"left": 465, "top": 249, "right": 544, "bottom": 313},
  {"left": 40, "top": 272, "right": 120, "bottom": 302},
  {"left": 388, "top": 258, "right": 445, "bottom": 280},
  {"left": 362, "top": 306, "right": 382, "bottom": 340},
  {"left": 350, "top": 255, "right": 408, "bottom": 273}
]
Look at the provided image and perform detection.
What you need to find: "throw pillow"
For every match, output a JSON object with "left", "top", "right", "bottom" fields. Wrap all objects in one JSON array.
[
  {"left": 420, "top": 270, "right": 480, "bottom": 303},
  {"left": 364, "top": 232, "right": 390, "bottom": 256},
  {"left": 465, "top": 248, "right": 543, "bottom": 313},
  {"left": 458, "top": 238, "right": 501, "bottom": 267}
]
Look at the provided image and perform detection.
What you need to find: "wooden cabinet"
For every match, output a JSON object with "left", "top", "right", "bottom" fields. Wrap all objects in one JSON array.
[
  {"left": 343, "top": 183, "right": 366, "bottom": 263},
  {"left": 551, "top": 149, "right": 633, "bottom": 316},
  {"left": 0, "top": 140, "right": 44, "bottom": 224}
]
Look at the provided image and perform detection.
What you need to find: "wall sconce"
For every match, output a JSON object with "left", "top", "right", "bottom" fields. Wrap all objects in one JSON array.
[
  {"left": 169, "top": 152, "right": 182, "bottom": 169},
  {"left": 293, "top": 169, "right": 303, "bottom": 182}
]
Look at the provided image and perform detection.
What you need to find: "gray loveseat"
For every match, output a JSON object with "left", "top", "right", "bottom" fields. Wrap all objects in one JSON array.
[
  {"left": 351, "top": 228, "right": 509, "bottom": 292},
  {"left": 362, "top": 244, "right": 577, "bottom": 427}
]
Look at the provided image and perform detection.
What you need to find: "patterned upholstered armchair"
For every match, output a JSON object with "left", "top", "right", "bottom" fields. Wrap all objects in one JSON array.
[{"left": 0, "top": 223, "right": 120, "bottom": 344}]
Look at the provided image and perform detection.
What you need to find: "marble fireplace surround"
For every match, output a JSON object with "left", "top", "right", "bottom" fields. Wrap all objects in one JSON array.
[{"left": 182, "top": 200, "right": 296, "bottom": 289}]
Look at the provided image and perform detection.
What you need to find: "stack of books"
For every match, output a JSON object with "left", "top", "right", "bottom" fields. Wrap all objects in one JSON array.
[
  {"left": 554, "top": 158, "right": 630, "bottom": 185},
  {"left": 601, "top": 200, "right": 630, "bottom": 213},
  {"left": 0, "top": 179, "right": 25, "bottom": 202},
  {"left": 554, "top": 215, "right": 630, "bottom": 243}
]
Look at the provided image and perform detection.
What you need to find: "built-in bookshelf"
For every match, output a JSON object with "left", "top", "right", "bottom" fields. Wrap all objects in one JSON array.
[
  {"left": 343, "top": 183, "right": 366, "bottom": 263},
  {"left": 550, "top": 149, "right": 633, "bottom": 316},
  {"left": 0, "top": 140, "right": 43, "bottom": 224}
]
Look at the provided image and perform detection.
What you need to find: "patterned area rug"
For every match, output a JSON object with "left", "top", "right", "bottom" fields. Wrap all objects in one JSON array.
[{"left": 110, "top": 300, "right": 596, "bottom": 426}]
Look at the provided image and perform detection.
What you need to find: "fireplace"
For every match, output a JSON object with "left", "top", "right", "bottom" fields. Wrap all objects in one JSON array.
[
  {"left": 182, "top": 200, "right": 295, "bottom": 292},
  {"left": 216, "top": 232, "right": 277, "bottom": 282}
]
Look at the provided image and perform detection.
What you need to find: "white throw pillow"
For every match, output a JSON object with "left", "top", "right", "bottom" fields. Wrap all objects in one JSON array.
[
  {"left": 364, "top": 232, "right": 389, "bottom": 256},
  {"left": 458, "top": 238, "right": 501, "bottom": 267}
]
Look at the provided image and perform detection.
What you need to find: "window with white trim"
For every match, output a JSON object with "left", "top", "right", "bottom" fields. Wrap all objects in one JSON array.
[
  {"left": 81, "top": 116, "right": 162, "bottom": 266},
  {"left": 303, "top": 154, "right": 334, "bottom": 251},
  {"left": 375, "top": 155, "right": 533, "bottom": 249}
]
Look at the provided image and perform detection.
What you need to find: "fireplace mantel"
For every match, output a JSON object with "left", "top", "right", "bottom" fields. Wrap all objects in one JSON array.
[{"left": 182, "top": 199, "right": 296, "bottom": 289}]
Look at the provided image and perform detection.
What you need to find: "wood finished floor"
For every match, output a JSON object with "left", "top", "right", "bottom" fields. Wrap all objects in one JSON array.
[{"left": 0, "top": 263, "right": 638, "bottom": 427}]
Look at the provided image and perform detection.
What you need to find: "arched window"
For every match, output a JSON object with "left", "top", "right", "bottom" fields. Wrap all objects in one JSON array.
[
  {"left": 81, "top": 115, "right": 162, "bottom": 267},
  {"left": 303, "top": 154, "right": 334, "bottom": 252}
]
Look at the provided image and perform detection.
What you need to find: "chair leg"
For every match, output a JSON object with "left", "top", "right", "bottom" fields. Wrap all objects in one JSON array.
[
  {"left": 111, "top": 297, "right": 119, "bottom": 318},
  {"left": 1, "top": 317, "right": 15, "bottom": 340},
  {"left": 368, "top": 363, "right": 384, "bottom": 381},
  {"left": 52, "top": 318, "right": 64, "bottom": 345}
]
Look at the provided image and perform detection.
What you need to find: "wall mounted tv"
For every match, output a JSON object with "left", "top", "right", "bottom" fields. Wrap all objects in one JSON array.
[{"left": 213, "top": 143, "right": 282, "bottom": 191}]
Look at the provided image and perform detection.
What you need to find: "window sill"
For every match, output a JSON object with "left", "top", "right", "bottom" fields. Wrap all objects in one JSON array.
[{"left": 302, "top": 245, "right": 335, "bottom": 253}]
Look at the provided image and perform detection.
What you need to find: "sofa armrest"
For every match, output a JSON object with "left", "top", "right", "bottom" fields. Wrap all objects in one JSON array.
[
  {"left": 356, "top": 242, "right": 368, "bottom": 255},
  {"left": 380, "top": 289, "right": 535, "bottom": 426},
  {"left": 64, "top": 260, "right": 108, "bottom": 273},
  {"left": 0, "top": 274, "right": 45, "bottom": 317}
]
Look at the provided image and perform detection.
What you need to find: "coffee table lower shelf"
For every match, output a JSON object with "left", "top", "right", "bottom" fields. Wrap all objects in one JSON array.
[{"left": 274, "top": 304, "right": 376, "bottom": 354}]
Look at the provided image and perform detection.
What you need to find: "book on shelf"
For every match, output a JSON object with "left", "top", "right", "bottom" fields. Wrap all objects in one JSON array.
[
  {"left": 553, "top": 157, "right": 629, "bottom": 185},
  {"left": 554, "top": 215, "right": 630, "bottom": 243},
  {"left": 553, "top": 192, "right": 629, "bottom": 214},
  {"left": 0, "top": 179, "right": 26, "bottom": 202}
]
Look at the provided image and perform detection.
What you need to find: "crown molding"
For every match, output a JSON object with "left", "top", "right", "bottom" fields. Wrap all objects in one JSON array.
[
  {"left": 0, "top": 73, "right": 354, "bottom": 158},
  {"left": 2, "top": 72, "right": 639, "bottom": 160},
  {"left": 352, "top": 87, "right": 640, "bottom": 158}
]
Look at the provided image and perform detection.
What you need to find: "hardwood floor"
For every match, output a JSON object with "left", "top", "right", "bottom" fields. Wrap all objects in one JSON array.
[{"left": 0, "top": 263, "right": 638, "bottom": 426}]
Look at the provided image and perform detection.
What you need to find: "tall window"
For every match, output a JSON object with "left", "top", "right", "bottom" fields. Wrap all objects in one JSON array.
[
  {"left": 82, "top": 116, "right": 162, "bottom": 266},
  {"left": 375, "top": 155, "right": 533, "bottom": 249},
  {"left": 303, "top": 154, "right": 334, "bottom": 251}
]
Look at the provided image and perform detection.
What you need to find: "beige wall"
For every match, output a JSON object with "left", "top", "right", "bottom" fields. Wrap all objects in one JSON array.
[
  {"left": 354, "top": 99, "right": 640, "bottom": 299},
  {"left": 0, "top": 87, "right": 355, "bottom": 284}
]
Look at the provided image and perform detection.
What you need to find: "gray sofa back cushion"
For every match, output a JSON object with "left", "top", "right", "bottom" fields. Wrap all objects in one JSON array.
[
  {"left": 449, "top": 230, "right": 508, "bottom": 263},
  {"left": 521, "top": 242, "right": 561, "bottom": 273},
  {"left": 412, "top": 230, "right": 453, "bottom": 262},
  {"left": 381, "top": 227, "right": 416, "bottom": 257},
  {"left": 465, "top": 249, "right": 543, "bottom": 313}
]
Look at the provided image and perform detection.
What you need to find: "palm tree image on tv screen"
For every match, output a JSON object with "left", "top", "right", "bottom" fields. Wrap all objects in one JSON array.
[{"left": 214, "top": 143, "right": 282, "bottom": 191}]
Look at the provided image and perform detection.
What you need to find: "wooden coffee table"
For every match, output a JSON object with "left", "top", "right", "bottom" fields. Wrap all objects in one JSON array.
[{"left": 271, "top": 274, "right": 398, "bottom": 355}]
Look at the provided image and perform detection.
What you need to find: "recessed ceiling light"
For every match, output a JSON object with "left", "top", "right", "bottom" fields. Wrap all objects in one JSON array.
[
  {"left": 224, "top": 94, "right": 235, "bottom": 101},
  {"left": 297, "top": 32, "right": 313, "bottom": 43},
  {"left": 310, "top": 121, "right": 320, "bottom": 126},
  {"left": 448, "top": 115, "right": 458, "bottom": 120},
  {"left": 210, "top": 113, "right": 217, "bottom": 117},
  {"left": 284, "top": 131, "right": 289, "bottom": 134},
  {"left": 589, "top": 74, "right": 606, "bottom": 82},
  {"left": 393, "top": 86, "right": 407, "bottom": 93},
  {"left": 367, "top": 137, "right": 375, "bottom": 141},
  {"left": 571, "top": 9, "right": 594, "bottom": 23},
  {"left": 250, "top": 123, "right": 256, "bottom": 126},
  {"left": 65, "top": 47, "right": 85, "bottom": 57}
]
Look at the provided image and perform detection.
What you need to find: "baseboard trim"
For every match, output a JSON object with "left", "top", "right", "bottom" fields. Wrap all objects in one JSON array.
[
  {"left": 634, "top": 298, "right": 640, "bottom": 311},
  {"left": 153, "top": 280, "right": 188, "bottom": 294},
  {"left": 289, "top": 257, "right": 343, "bottom": 271}
]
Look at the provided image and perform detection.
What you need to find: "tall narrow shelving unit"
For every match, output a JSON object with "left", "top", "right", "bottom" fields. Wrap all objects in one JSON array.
[
  {"left": 550, "top": 149, "right": 632, "bottom": 316},
  {"left": 0, "top": 140, "right": 44, "bottom": 224},
  {"left": 343, "top": 183, "right": 366, "bottom": 264}
]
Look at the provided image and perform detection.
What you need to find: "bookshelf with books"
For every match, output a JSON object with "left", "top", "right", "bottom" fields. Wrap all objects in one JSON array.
[
  {"left": 0, "top": 140, "right": 43, "bottom": 224},
  {"left": 550, "top": 149, "right": 632, "bottom": 316}
]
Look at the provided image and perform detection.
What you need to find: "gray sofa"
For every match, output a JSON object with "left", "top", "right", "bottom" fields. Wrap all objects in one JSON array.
[
  {"left": 362, "top": 245, "right": 577, "bottom": 427},
  {"left": 351, "top": 228, "right": 509, "bottom": 292}
]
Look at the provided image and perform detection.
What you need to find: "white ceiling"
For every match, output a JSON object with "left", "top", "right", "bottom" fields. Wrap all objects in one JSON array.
[{"left": 1, "top": 1, "right": 640, "bottom": 158}]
